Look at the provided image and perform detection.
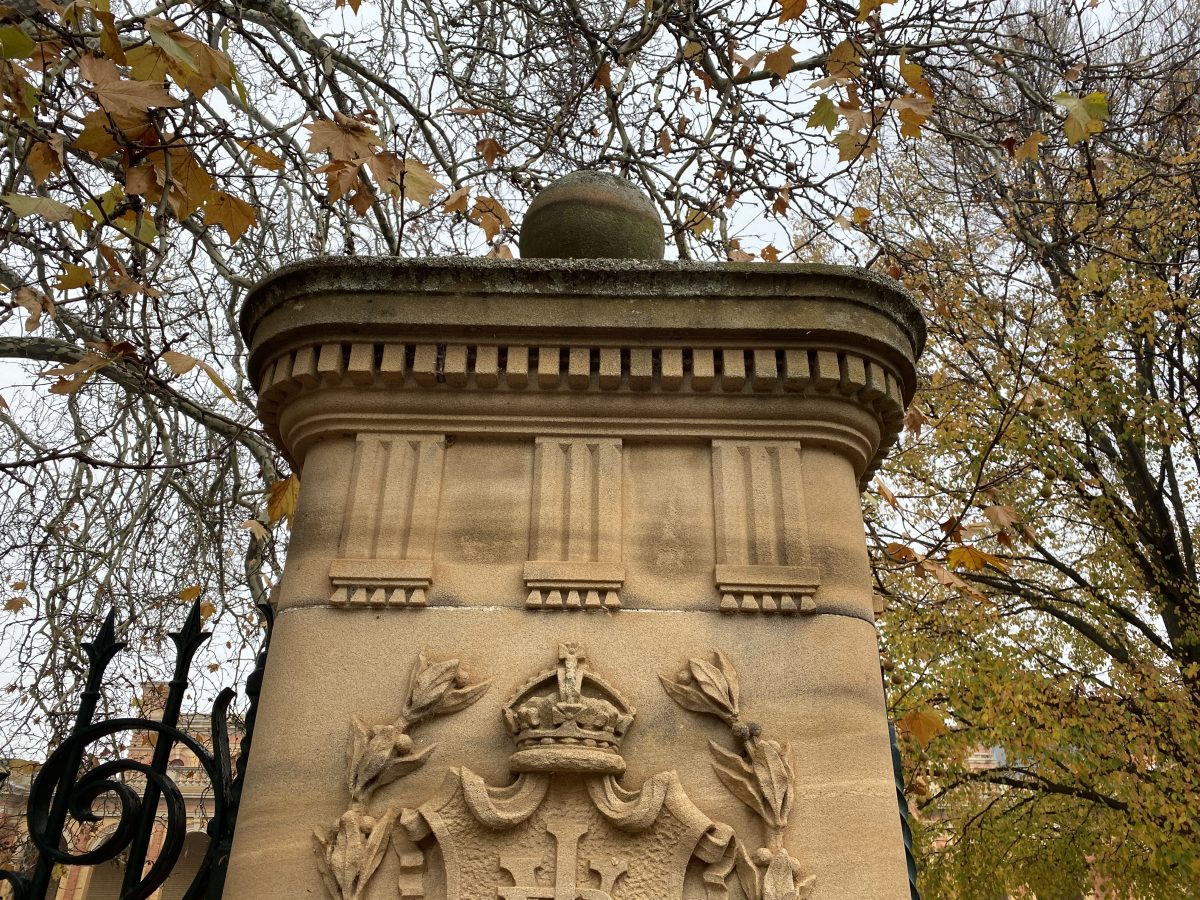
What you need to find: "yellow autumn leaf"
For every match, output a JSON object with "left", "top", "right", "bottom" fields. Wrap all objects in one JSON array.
[
  {"left": 684, "top": 207, "right": 713, "bottom": 236},
  {"left": 947, "top": 545, "right": 1010, "bottom": 574},
  {"left": 179, "top": 585, "right": 202, "bottom": 602},
  {"left": 1014, "top": 130, "right": 1047, "bottom": 163},
  {"left": 56, "top": 263, "right": 93, "bottom": 290},
  {"left": 267, "top": 473, "right": 301, "bottom": 527},
  {"left": 2, "top": 194, "right": 76, "bottom": 223},
  {"left": 857, "top": 0, "right": 896, "bottom": 22},
  {"left": 161, "top": 350, "right": 237, "bottom": 402},
  {"left": 198, "top": 600, "right": 216, "bottom": 620},
  {"left": 1055, "top": 91, "right": 1108, "bottom": 144},
  {"left": 762, "top": 44, "right": 797, "bottom": 79},
  {"left": 807, "top": 95, "right": 838, "bottom": 132},
  {"left": 900, "top": 709, "right": 948, "bottom": 749},
  {"left": 777, "top": 0, "right": 806, "bottom": 21}
]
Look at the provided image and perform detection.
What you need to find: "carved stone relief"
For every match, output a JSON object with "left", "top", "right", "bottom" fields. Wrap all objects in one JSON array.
[
  {"left": 329, "top": 434, "right": 447, "bottom": 608},
  {"left": 524, "top": 439, "right": 624, "bottom": 610},
  {"left": 710, "top": 441, "right": 820, "bottom": 616},
  {"left": 315, "top": 646, "right": 813, "bottom": 900}
]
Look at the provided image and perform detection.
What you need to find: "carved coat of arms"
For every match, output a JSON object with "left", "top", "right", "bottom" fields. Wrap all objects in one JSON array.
[{"left": 314, "top": 645, "right": 814, "bottom": 900}]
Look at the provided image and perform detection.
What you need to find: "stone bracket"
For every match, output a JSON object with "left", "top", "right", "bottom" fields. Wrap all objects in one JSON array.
[
  {"left": 523, "top": 561, "right": 624, "bottom": 610},
  {"left": 714, "top": 564, "right": 820, "bottom": 615},
  {"left": 328, "top": 559, "right": 432, "bottom": 608}
]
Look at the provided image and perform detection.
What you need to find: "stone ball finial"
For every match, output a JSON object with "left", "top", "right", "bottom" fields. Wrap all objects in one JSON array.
[{"left": 519, "top": 171, "right": 665, "bottom": 261}]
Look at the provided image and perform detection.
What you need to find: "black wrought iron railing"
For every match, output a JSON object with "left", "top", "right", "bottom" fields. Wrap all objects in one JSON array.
[{"left": 0, "top": 596, "right": 272, "bottom": 900}]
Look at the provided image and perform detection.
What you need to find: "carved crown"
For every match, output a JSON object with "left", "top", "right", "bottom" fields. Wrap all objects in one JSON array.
[{"left": 503, "top": 643, "right": 635, "bottom": 775}]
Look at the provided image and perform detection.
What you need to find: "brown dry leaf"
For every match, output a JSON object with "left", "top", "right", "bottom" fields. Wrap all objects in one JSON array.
[
  {"left": 0, "top": 395, "right": 8, "bottom": 412},
  {"left": 469, "top": 196, "right": 511, "bottom": 242},
  {"left": 851, "top": 205, "right": 872, "bottom": 225},
  {"left": 487, "top": 243, "right": 514, "bottom": 259},
  {"left": 267, "top": 474, "right": 301, "bottom": 527},
  {"left": 239, "top": 519, "right": 269, "bottom": 541},
  {"left": 772, "top": 186, "right": 791, "bottom": 215},
  {"left": 1063, "top": 62, "right": 1085, "bottom": 82},
  {"left": 777, "top": 0, "right": 807, "bottom": 22},
  {"left": 450, "top": 106, "right": 491, "bottom": 116},
  {"left": 198, "top": 599, "right": 216, "bottom": 620},
  {"left": 983, "top": 504, "right": 1020, "bottom": 529},
  {"left": 396, "top": 158, "right": 443, "bottom": 207},
  {"left": 27, "top": 136, "right": 63, "bottom": 186},
  {"left": 81, "top": 54, "right": 181, "bottom": 118},
  {"left": 144, "top": 18, "right": 235, "bottom": 97},
  {"left": 238, "top": 141, "right": 284, "bottom": 171},
  {"left": 75, "top": 109, "right": 145, "bottom": 159},
  {"left": 162, "top": 350, "right": 237, "bottom": 402},
  {"left": 885, "top": 542, "right": 919, "bottom": 563},
  {"left": 124, "top": 163, "right": 159, "bottom": 197},
  {"left": 761, "top": 244, "right": 780, "bottom": 262},
  {"left": 762, "top": 44, "right": 797, "bottom": 79},
  {"left": 900, "top": 709, "right": 947, "bottom": 749},
  {"left": 179, "top": 585, "right": 202, "bottom": 602},
  {"left": 658, "top": 128, "right": 672, "bottom": 153},
  {"left": 44, "top": 352, "right": 110, "bottom": 394},
  {"left": 476, "top": 137, "right": 506, "bottom": 168},
  {"left": 304, "top": 113, "right": 383, "bottom": 160},
  {"left": 14, "top": 286, "right": 55, "bottom": 331},
  {"left": 203, "top": 191, "right": 258, "bottom": 244},
  {"left": 590, "top": 61, "right": 612, "bottom": 91},
  {"left": 336, "top": 0, "right": 364, "bottom": 12},
  {"left": 876, "top": 479, "right": 898, "bottom": 508},
  {"left": 904, "top": 405, "right": 927, "bottom": 436},
  {"left": 95, "top": 11, "right": 126, "bottom": 64},
  {"left": 442, "top": 186, "right": 469, "bottom": 215},
  {"left": 314, "top": 158, "right": 361, "bottom": 202},
  {"left": 4, "top": 597, "right": 30, "bottom": 613}
]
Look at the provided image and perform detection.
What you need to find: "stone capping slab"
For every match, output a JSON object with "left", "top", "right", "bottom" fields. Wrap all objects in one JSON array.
[{"left": 240, "top": 256, "right": 925, "bottom": 362}]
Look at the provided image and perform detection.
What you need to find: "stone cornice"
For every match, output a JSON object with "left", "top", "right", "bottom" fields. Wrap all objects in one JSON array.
[{"left": 241, "top": 256, "right": 924, "bottom": 376}]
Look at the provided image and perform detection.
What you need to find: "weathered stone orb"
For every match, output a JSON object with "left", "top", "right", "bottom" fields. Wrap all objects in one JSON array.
[{"left": 519, "top": 170, "right": 665, "bottom": 260}]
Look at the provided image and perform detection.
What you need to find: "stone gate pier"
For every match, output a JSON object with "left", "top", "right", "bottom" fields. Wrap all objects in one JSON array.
[{"left": 227, "top": 175, "right": 924, "bottom": 899}]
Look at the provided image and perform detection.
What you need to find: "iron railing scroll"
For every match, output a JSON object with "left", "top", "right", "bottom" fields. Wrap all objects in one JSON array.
[{"left": 0, "top": 598, "right": 248, "bottom": 900}]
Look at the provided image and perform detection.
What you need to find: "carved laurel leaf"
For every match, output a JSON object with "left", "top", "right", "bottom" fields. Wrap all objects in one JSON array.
[
  {"left": 762, "top": 850, "right": 798, "bottom": 900},
  {"left": 748, "top": 739, "right": 795, "bottom": 828},
  {"left": 714, "top": 650, "right": 741, "bottom": 711},
  {"left": 359, "top": 807, "right": 399, "bottom": 898},
  {"left": 689, "top": 656, "right": 740, "bottom": 721},
  {"left": 709, "top": 739, "right": 771, "bottom": 821},
  {"left": 434, "top": 678, "right": 492, "bottom": 715},
  {"left": 315, "top": 807, "right": 401, "bottom": 900},
  {"left": 734, "top": 841, "right": 763, "bottom": 900},
  {"left": 403, "top": 654, "right": 462, "bottom": 722},
  {"left": 659, "top": 673, "right": 726, "bottom": 719},
  {"left": 348, "top": 720, "right": 415, "bottom": 803},
  {"left": 313, "top": 829, "right": 342, "bottom": 899},
  {"left": 372, "top": 744, "right": 437, "bottom": 795}
]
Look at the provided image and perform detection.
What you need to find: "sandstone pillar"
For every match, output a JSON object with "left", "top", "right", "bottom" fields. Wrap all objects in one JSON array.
[{"left": 228, "top": 179, "right": 923, "bottom": 900}]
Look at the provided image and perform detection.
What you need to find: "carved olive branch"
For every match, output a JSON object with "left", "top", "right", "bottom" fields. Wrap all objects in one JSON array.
[
  {"left": 315, "top": 653, "right": 490, "bottom": 900},
  {"left": 660, "top": 650, "right": 815, "bottom": 900}
]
